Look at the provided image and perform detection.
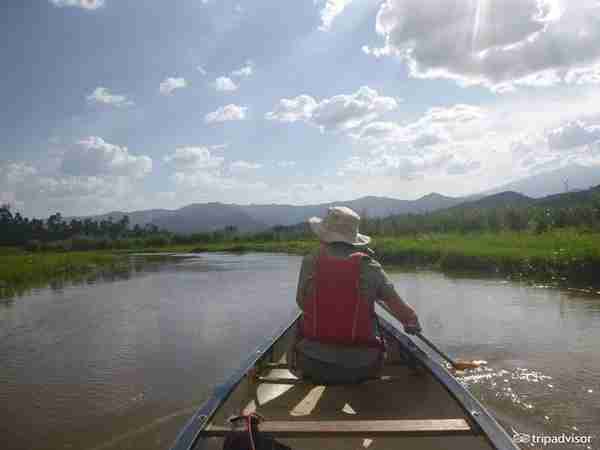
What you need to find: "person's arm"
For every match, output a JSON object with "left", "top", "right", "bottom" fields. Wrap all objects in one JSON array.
[
  {"left": 295, "top": 254, "right": 314, "bottom": 310},
  {"left": 367, "top": 257, "right": 422, "bottom": 334},
  {"left": 380, "top": 293, "right": 421, "bottom": 333}
]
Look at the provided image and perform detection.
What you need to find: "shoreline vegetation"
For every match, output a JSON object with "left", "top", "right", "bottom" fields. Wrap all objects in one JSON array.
[
  {"left": 2, "top": 193, "right": 600, "bottom": 296},
  {"left": 0, "top": 249, "right": 129, "bottom": 299},
  {"left": 187, "top": 230, "right": 600, "bottom": 289},
  {"left": 2, "top": 229, "right": 600, "bottom": 299}
]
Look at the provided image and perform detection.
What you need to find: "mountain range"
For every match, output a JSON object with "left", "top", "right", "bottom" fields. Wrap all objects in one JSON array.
[
  {"left": 89, "top": 193, "right": 467, "bottom": 234},
  {"left": 481, "top": 164, "right": 600, "bottom": 198},
  {"left": 84, "top": 164, "right": 600, "bottom": 233}
]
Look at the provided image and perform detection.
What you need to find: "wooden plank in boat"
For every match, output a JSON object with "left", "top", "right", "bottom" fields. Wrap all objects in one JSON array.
[
  {"left": 204, "top": 418, "right": 473, "bottom": 437},
  {"left": 256, "top": 376, "right": 406, "bottom": 385}
]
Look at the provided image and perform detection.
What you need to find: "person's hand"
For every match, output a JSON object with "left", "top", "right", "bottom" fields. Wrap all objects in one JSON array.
[{"left": 404, "top": 320, "right": 422, "bottom": 335}]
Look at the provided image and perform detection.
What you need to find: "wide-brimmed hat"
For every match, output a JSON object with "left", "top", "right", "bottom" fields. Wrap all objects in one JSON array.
[{"left": 308, "top": 206, "right": 371, "bottom": 246}]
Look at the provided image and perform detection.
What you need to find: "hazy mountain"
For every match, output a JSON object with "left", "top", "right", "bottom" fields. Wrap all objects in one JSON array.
[
  {"left": 482, "top": 164, "right": 600, "bottom": 198},
  {"left": 537, "top": 184, "right": 600, "bottom": 208},
  {"left": 84, "top": 204, "right": 264, "bottom": 234},
  {"left": 239, "top": 194, "right": 466, "bottom": 228},
  {"left": 447, "top": 191, "right": 535, "bottom": 211},
  {"left": 426, "top": 185, "right": 600, "bottom": 217},
  {"left": 152, "top": 203, "right": 266, "bottom": 234},
  {"left": 79, "top": 193, "right": 467, "bottom": 233},
  {"left": 87, "top": 209, "right": 172, "bottom": 227}
]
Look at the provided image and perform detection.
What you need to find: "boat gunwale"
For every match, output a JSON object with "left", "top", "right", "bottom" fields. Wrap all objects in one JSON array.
[
  {"left": 168, "top": 310, "right": 302, "bottom": 450},
  {"left": 169, "top": 310, "right": 519, "bottom": 450},
  {"left": 376, "top": 315, "right": 519, "bottom": 450}
]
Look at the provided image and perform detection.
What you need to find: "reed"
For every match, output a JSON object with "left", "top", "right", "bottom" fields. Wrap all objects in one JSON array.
[{"left": 0, "top": 250, "right": 127, "bottom": 297}]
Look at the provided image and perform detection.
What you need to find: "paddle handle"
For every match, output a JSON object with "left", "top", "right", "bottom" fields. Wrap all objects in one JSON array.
[{"left": 415, "top": 333, "right": 458, "bottom": 368}]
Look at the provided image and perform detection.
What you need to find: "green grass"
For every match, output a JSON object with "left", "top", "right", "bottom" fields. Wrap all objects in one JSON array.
[
  {"left": 372, "top": 230, "right": 600, "bottom": 261},
  {"left": 3, "top": 229, "right": 600, "bottom": 295},
  {"left": 174, "top": 230, "right": 600, "bottom": 287},
  {"left": 0, "top": 251, "right": 128, "bottom": 297},
  {"left": 371, "top": 230, "right": 600, "bottom": 286}
]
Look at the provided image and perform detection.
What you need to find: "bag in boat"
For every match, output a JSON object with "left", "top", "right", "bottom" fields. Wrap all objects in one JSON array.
[{"left": 222, "top": 413, "right": 291, "bottom": 450}]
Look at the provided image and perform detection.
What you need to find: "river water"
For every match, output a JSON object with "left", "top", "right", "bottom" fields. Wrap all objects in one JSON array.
[{"left": 0, "top": 253, "right": 598, "bottom": 450}]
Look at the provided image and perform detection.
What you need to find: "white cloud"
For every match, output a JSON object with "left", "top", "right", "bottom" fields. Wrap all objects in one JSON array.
[
  {"left": 209, "top": 143, "right": 229, "bottom": 151},
  {"left": 229, "top": 160, "right": 262, "bottom": 172},
  {"left": 197, "top": 66, "right": 207, "bottom": 75},
  {"left": 0, "top": 162, "right": 38, "bottom": 185},
  {"left": 418, "top": 104, "right": 486, "bottom": 124},
  {"left": 412, "top": 132, "right": 445, "bottom": 148},
  {"left": 159, "top": 77, "right": 187, "bottom": 95},
  {"left": 231, "top": 61, "right": 254, "bottom": 78},
  {"left": 86, "top": 87, "right": 133, "bottom": 107},
  {"left": 0, "top": 159, "right": 146, "bottom": 217},
  {"left": 213, "top": 76, "right": 238, "bottom": 92},
  {"left": 565, "top": 64, "right": 600, "bottom": 85},
  {"left": 445, "top": 157, "right": 482, "bottom": 175},
  {"left": 49, "top": 0, "right": 104, "bottom": 9},
  {"left": 265, "top": 95, "right": 318, "bottom": 123},
  {"left": 340, "top": 149, "right": 465, "bottom": 178},
  {"left": 546, "top": 120, "right": 600, "bottom": 150},
  {"left": 163, "top": 146, "right": 225, "bottom": 171},
  {"left": 353, "top": 104, "right": 486, "bottom": 151},
  {"left": 172, "top": 171, "right": 268, "bottom": 193},
  {"left": 61, "top": 137, "right": 152, "bottom": 178},
  {"left": 370, "top": 0, "right": 600, "bottom": 91},
  {"left": 276, "top": 160, "right": 297, "bottom": 168},
  {"left": 318, "top": 0, "right": 354, "bottom": 31},
  {"left": 205, "top": 104, "right": 247, "bottom": 123},
  {"left": 266, "top": 86, "right": 398, "bottom": 132}
]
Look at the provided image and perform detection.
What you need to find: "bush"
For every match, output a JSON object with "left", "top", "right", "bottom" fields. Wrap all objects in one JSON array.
[
  {"left": 24, "top": 240, "right": 42, "bottom": 252},
  {"left": 146, "top": 236, "right": 171, "bottom": 247}
]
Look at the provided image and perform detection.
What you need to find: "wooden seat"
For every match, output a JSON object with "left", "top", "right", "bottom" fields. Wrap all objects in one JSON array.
[
  {"left": 256, "top": 375, "right": 407, "bottom": 385},
  {"left": 204, "top": 419, "right": 473, "bottom": 438}
]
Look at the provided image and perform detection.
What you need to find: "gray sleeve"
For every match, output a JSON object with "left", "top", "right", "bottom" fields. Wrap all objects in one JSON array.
[
  {"left": 361, "top": 256, "right": 399, "bottom": 302},
  {"left": 296, "top": 253, "right": 315, "bottom": 310}
]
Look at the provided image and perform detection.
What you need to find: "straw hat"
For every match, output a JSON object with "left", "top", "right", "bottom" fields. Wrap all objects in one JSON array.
[{"left": 308, "top": 206, "right": 371, "bottom": 246}]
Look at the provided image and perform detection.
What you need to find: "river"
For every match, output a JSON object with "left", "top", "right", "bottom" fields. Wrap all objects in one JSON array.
[{"left": 0, "top": 253, "right": 598, "bottom": 450}]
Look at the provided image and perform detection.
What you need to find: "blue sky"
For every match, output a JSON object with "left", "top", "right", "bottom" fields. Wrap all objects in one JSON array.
[{"left": 2, "top": 0, "right": 600, "bottom": 217}]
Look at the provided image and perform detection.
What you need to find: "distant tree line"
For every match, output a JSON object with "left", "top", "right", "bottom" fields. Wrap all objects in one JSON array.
[
  {"left": 3, "top": 195, "right": 600, "bottom": 251},
  {"left": 253, "top": 202, "right": 600, "bottom": 240},
  {"left": 358, "top": 203, "right": 600, "bottom": 237},
  {"left": 0, "top": 205, "right": 248, "bottom": 251},
  {"left": 0, "top": 205, "right": 168, "bottom": 249}
]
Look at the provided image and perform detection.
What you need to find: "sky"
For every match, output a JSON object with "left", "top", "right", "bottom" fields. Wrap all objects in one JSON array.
[{"left": 2, "top": 0, "right": 600, "bottom": 218}]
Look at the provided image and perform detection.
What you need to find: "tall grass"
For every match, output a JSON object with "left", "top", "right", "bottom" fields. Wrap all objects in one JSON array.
[
  {"left": 3, "top": 229, "right": 600, "bottom": 294},
  {"left": 190, "top": 230, "right": 600, "bottom": 287},
  {"left": 0, "top": 251, "right": 126, "bottom": 295}
]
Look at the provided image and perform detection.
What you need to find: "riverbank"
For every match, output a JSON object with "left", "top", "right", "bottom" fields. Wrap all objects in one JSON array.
[
  {"left": 0, "top": 249, "right": 128, "bottom": 299},
  {"left": 188, "top": 230, "right": 600, "bottom": 288},
  {"left": 2, "top": 230, "right": 600, "bottom": 295}
]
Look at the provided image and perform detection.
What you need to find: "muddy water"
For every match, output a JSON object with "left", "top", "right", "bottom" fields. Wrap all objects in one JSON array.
[{"left": 0, "top": 253, "right": 598, "bottom": 449}]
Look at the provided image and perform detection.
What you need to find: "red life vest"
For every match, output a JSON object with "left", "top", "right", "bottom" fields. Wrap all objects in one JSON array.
[{"left": 300, "top": 245, "right": 384, "bottom": 349}]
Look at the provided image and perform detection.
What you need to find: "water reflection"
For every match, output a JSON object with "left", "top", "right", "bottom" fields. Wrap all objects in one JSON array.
[
  {"left": 0, "top": 255, "right": 598, "bottom": 450},
  {"left": 387, "top": 270, "right": 599, "bottom": 444}
]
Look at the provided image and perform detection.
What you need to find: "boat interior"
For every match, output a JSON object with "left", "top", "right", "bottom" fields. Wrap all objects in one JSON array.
[{"left": 192, "top": 320, "right": 497, "bottom": 450}]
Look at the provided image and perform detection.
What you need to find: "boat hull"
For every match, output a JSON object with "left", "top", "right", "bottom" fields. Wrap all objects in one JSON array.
[{"left": 170, "top": 310, "right": 519, "bottom": 450}]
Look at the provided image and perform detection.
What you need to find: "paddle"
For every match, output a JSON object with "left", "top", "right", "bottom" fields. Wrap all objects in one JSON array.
[{"left": 415, "top": 333, "right": 484, "bottom": 371}]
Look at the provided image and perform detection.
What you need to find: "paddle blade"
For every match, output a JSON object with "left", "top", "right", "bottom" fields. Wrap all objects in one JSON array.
[{"left": 452, "top": 359, "right": 486, "bottom": 370}]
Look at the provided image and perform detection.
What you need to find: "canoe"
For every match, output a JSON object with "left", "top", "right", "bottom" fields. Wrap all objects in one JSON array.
[{"left": 169, "top": 310, "right": 519, "bottom": 450}]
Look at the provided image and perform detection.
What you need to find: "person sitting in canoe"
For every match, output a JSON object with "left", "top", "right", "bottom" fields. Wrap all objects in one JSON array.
[{"left": 290, "top": 206, "right": 422, "bottom": 384}]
